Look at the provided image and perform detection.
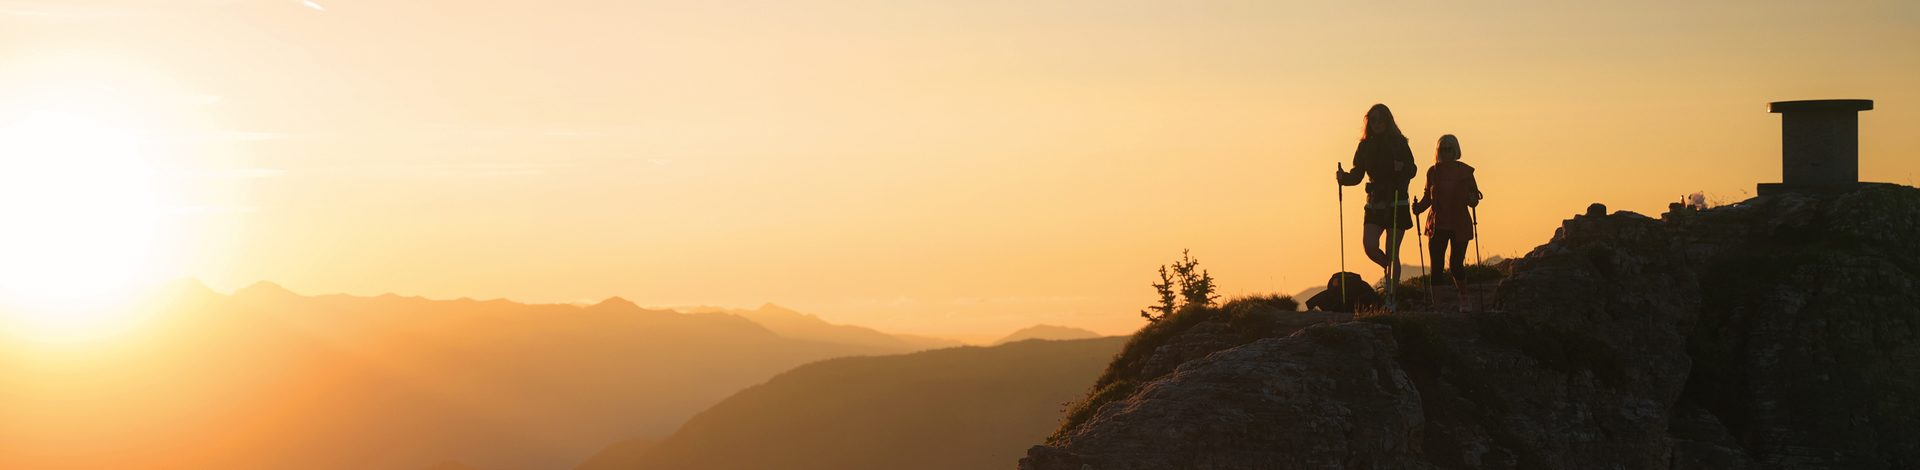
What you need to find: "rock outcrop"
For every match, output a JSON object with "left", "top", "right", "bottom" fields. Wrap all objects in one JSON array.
[{"left": 1024, "top": 184, "right": 1920, "bottom": 469}]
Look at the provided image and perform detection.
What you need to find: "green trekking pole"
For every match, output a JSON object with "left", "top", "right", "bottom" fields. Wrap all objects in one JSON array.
[{"left": 1336, "top": 163, "right": 1347, "bottom": 304}]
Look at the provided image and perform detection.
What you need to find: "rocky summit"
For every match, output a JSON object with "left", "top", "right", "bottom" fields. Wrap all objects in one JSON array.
[{"left": 1023, "top": 184, "right": 1920, "bottom": 469}]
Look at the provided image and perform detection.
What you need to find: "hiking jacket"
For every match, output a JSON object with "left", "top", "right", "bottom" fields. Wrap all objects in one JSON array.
[
  {"left": 1415, "top": 160, "right": 1481, "bottom": 238},
  {"left": 1338, "top": 136, "right": 1417, "bottom": 204}
]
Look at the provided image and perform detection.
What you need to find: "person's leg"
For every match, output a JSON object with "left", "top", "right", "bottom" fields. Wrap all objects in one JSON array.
[
  {"left": 1450, "top": 235, "right": 1471, "bottom": 301},
  {"left": 1384, "top": 226, "right": 1407, "bottom": 283},
  {"left": 1363, "top": 223, "right": 1389, "bottom": 276},
  {"left": 1429, "top": 230, "right": 1449, "bottom": 284}
]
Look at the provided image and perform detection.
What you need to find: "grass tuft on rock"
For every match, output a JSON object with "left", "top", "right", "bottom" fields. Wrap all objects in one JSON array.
[{"left": 1049, "top": 294, "right": 1299, "bottom": 443}]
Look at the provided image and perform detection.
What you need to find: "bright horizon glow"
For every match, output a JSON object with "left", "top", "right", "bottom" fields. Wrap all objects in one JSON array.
[
  {"left": 0, "top": 0, "right": 1915, "bottom": 340},
  {"left": 0, "top": 86, "right": 169, "bottom": 343}
]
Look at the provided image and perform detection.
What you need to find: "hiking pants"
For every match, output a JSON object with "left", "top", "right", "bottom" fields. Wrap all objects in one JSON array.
[{"left": 1430, "top": 229, "right": 1469, "bottom": 284}]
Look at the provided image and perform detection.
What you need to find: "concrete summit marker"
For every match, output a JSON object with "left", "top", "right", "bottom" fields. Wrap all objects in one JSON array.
[{"left": 1758, "top": 99, "right": 1874, "bottom": 196}]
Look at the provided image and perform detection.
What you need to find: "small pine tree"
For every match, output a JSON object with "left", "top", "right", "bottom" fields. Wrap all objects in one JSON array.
[
  {"left": 1140, "top": 266, "right": 1177, "bottom": 322},
  {"left": 1171, "top": 249, "right": 1218, "bottom": 309},
  {"left": 1141, "top": 249, "right": 1218, "bottom": 322}
]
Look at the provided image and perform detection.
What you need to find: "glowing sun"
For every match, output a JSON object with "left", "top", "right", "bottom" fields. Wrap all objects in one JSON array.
[{"left": 0, "top": 95, "right": 168, "bottom": 340}]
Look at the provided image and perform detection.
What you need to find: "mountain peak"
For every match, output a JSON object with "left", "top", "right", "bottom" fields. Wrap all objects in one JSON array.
[
  {"left": 232, "top": 281, "right": 297, "bottom": 299},
  {"left": 162, "top": 277, "right": 219, "bottom": 297},
  {"left": 994, "top": 324, "right": 1103, "bottom": 345},
  {"left": 754, "top": 302, "right": 811, "bottom": 318},
  {"left": 589, "top": 296, "right": 641, "bottom": 311}
]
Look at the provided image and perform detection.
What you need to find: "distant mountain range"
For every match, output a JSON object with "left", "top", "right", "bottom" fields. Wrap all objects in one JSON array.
[
  {"left": 577, "top": 336, "right": 1126, "bottom": 470},
  {"left": 680, "top": 303, "right": 963, "bottom": 351},
  {"left": 0, "top": 282, "right": 976, "bottom": 470},
  {"left": 992, "top": 324, "right": 1103, "bottom": 345}
]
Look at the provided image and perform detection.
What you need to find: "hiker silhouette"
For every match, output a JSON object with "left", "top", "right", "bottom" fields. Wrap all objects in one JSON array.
[
  {"left": 1335, "top": 104, "right": 1417, "bottom": 287},
  {"left": 1304, "top": 272, "right": 1383, "bottom": 313},
  {"left": 1412, "top": 134, "right": 1483, "bottom": 311}
]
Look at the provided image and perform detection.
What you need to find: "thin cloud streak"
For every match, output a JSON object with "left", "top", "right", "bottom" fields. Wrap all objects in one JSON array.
[
  {"left": 161, "top": 130, "right": 298, "bottom": 143},
  {"left": 1, "top": 1, "right": 319, "bottom": 19},
  {"left": 168, "top": 168, "right": 289, "bottom": 180},
  {"left": 165, "top": 204, "right": 260, "bottom": 216},
  {"left": 0, "top": 1, "right": 135, "bottom": 18},
  {"left": 323, "top": 162, "right": 565, "bottom": 179}
]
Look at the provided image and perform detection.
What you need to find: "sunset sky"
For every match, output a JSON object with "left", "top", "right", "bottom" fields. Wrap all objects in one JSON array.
[{"left": 1, "top": 0, "right": 1916, "bottom": 340}]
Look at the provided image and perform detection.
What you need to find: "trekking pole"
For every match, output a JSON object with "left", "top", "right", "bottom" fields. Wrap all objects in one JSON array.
[
  {"left": 1336, "top": 163, "right": 1347, "bottom": 304},
  {"left": 1470, "top": 206, "right": 1485, "bottom": 267},
  {"left": 1413, "top": 198, "right": 1431, "bottom": 308},
  {"left": 1470, "top": 205, "right": 1486, "bottom": 311},
  {"left": 1383, "top": 190, "right": 1399, "bottom": 313}
]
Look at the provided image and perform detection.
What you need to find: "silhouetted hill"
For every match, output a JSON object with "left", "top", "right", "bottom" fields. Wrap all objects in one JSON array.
[
  {"left": 0, "top": 290, "right": 891, "bottom": 470},
  {"left": 1024, "top": 186, "right": 1920, "bottom": 469},
  {"left": 684, "top": 303, "right": 962, "bottom": 352},
  {"left": 992, "top": 324, "right": 1103, "bottom": 345},
  {"left": 580, "top": 337, "right": 1126, "bottom": 470}
]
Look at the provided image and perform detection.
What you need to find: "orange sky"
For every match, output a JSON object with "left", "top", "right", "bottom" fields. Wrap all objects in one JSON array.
[{"left": 1, "top": 0, "right": 1916, "bottom": 340}]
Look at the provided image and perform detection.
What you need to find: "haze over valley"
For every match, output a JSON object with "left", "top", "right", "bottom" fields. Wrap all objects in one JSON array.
[{"left": 1, "top": 282, "right": 1100, "bottom": 469}]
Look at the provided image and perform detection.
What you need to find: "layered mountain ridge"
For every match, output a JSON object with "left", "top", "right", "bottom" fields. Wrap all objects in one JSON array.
[
  {"left": 580, "top": 336, "right": 1125, "bottom": 470},
  {"left": 0, "top": 286, "right": 944, "bottom": 470}
]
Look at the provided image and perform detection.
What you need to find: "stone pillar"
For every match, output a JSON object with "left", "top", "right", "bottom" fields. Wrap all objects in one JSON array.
[{"left": 1758, "top": 99, "right": 1873, "bottom": 195}]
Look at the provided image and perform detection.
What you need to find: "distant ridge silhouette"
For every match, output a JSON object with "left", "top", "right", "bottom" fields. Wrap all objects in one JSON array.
[
  {"left": 580, "top": 336, "right": 1125, "bottom": 470},
  {"left": 992, "top": 324, "right": 1104, "bottom": 345},
  {"left": 1, "top": 285, "right": 914, "bottom": 470},
  {"left": 681, "top": 303, "right": 962, "bottom": 351}
]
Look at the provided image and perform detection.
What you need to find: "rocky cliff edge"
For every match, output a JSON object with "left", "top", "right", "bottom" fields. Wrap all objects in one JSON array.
[{"left": 1023, "top": 184, "right": 1920, "bottom": 469}]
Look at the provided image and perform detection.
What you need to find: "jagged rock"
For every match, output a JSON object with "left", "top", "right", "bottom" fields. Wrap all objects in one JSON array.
[
  {"left": 1037, "top": 323, "right": 1429, "bottom": 470},
  {"left": 1135, "top": 321, "right": 1237, "bottom": 379},
  {"left": 1025, "top": 185, "right": 1920, "bottom": 470}
]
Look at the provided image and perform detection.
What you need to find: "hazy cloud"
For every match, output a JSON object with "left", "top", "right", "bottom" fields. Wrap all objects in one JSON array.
[
  {"left": 366, "top": 162, "right": 559, "bottom": 179},
  {"left": 169, "top": 168, "right": 289, "bottom": 180},
  {"left": 215, "top": 131, "right": 296, "bottom": 142},
  {"left": 165, "top": 204, "right": 259, "bottom": 216},
  {"left": 0, "top": 0, "right": 311, "bottom": 19},
  {"left": 162, "top": 130, "right": 297, "bottom": 143},
  {"left": 0, "top": 1, "right": 136, "bottom": 18},
  {"left": 427, "top": 125, "right": 666, "bottom": 142}
]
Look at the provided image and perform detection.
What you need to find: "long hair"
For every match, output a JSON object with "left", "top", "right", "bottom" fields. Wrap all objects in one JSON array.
[
  {"left": 1361, "top": 103, "right": 1404, "bottom": 141},
  {"left": 1435, "top": 134, "right": 1461, "bottom": 162}
]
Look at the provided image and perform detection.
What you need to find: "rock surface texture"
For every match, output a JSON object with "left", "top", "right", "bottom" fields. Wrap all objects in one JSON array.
[{"left": 1023, "top": 185, "right": 1920, "bottom": 470}]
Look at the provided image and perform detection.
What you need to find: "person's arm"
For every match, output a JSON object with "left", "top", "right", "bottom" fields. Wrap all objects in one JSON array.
[
  {"left": 1412, "top": 169, "right": 1434, "bottom": 214},
  {"left": 1467, "top": 168, "right": 1482, "bottom": 207},
  {"left": 1337, "top": 143, "right": 1368, "bottom": 186}
]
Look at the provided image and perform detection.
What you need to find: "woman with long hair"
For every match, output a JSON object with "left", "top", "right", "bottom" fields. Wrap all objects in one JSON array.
[
  {"left": 1335, "top": 104, "right": 1417, "bottom": 299},
  {"left": 1412, "top": 134, "right": 1482, "bottom": 311}
]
